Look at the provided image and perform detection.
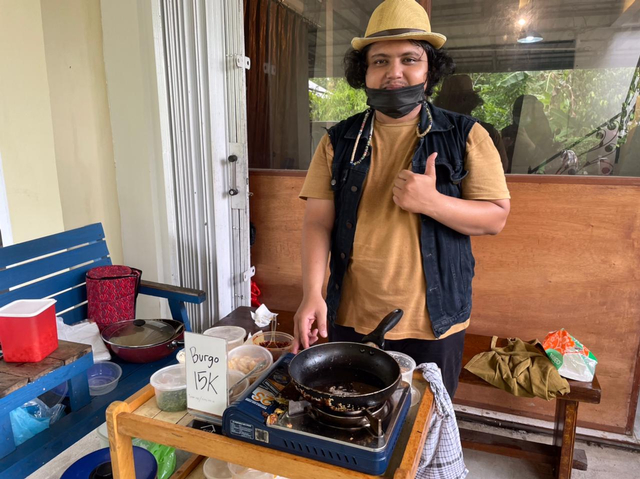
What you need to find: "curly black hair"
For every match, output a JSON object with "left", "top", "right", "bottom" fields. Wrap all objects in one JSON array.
[{"left": 343, "top": 40, "right": 456, "bottom": 97}]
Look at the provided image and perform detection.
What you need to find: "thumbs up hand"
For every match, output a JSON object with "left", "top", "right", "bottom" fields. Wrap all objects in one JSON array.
[{"left": 392, "top": 152, "right": 442, "bottom": 215}]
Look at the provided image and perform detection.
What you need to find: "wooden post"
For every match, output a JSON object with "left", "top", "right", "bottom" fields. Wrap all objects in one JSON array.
[
  {"left": 553, "top": 398, "right": 579, "bottom": 479},
  {"left": 106, "top": 401, "right": 135, "bottom": 479},
  {"left": 326, "top": 0, "right": 333, "bottom": 77}
]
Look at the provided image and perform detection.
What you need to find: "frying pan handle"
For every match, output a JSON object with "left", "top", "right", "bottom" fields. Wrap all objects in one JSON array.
[{"left": 361, "top": 309, "right": 403, "bottom": 349}]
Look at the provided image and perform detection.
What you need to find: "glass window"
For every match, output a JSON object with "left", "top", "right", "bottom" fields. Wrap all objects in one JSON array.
[{"left": 244, "top": 0, "right": 640, "bottom": 176}]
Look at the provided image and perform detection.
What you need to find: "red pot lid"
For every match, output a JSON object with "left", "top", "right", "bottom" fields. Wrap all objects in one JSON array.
[{"left": 102, "top": 320, "right": 178, "bottom": 348}]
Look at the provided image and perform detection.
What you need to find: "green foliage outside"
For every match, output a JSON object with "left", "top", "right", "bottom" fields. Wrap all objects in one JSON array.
[
  {"left": 468, "top": 69, "right": 634, "bottom": 148},
  {"left": 309, "top": 78, "right": 368, "bottom": 122},
  {"left": 310, "top": 68, "right": 637, "bottom": 151}
]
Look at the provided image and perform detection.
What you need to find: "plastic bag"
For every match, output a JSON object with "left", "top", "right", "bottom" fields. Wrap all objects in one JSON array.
[
  {"left": 542, "top": 329, "right": 598, "bottom": 382},
  {"left": 132, "top": 438, "right": 176, "bottom": 479},
  {"left": 56, "top": 318, "right": 111, "bottom": 361},
  {"left": 9, "top": 398, "right": 66, "bottom": 445}
]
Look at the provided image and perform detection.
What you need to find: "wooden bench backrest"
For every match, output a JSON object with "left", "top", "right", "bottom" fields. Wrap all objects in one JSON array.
[{"left": 0, "top": 223, "right": 112, "bottom": 325}]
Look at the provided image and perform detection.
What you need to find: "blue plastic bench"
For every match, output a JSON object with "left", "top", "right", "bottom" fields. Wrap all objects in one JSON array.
[{"left": 0, "top": 223, "right": 205, "bottom": 478}]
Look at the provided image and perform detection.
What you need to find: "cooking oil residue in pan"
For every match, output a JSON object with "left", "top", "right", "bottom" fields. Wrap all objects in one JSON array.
[{"left": 311, "top": 370, "right": 387, "bottom": 396}]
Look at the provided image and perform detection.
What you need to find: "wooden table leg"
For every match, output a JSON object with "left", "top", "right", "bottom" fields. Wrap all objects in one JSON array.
[
  {"left": 67, "top": 371, "right": 91, "bottom": 411},
  {"left": 553, "top": 398, "right": 579, "bottom": 479},
  {"left": 106, "top": 401, "right": 136, "bottom": 479},
  {"left": 0, "top": 412, "right": 16, "bottom": 459}
]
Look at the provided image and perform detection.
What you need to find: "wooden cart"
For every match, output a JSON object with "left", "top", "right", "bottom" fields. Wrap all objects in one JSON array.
[{"left": 106, "top": 372, "right": 434, "bottom": 478}]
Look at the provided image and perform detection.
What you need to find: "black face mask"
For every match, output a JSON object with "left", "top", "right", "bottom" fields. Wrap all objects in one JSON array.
[{"left": 365, "top": 83, "right": 427, "bottom": 119}]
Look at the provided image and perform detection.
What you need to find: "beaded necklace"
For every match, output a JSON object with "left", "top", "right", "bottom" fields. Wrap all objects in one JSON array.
[
  {"left": 348, "top": 109, "right": 374, "bottom": 166},
  {"left": 417, "top": 101, "right": 434, "bottom": 138},
  {"left": 348, "top": 103, "right": 434, "bottom": 167}
]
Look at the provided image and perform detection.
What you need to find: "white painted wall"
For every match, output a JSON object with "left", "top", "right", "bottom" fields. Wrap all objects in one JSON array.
[
  {"left": 100, "top": 0, "right": 176, "bottom": 318},
  {"left": 0, "top": 152, "right": 13, "bottom": 246},
  {"left": 0, "top": 0, "right": 65, "bottom": 243},
  {"left": 0, "top": 0, "right": 125, "bottom": 258},
  {"left": 40, "top": 0, "right": 123, "bottom": 262}
]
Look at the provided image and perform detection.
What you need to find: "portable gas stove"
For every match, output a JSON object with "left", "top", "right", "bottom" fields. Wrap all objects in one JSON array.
[{"left": 221, "top": 353, "right": 411, "bottom": 475}]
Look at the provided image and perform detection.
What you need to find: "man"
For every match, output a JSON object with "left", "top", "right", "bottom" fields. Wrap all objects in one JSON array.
[
  {"left": 434, "top": 74, "right": 509, "bottom": 173},
  {"left": 293, "top": 0, "right": 510, "bottom": 397},
  {"left": 502, "top": 94, "right": 562, "bottom": 174}
]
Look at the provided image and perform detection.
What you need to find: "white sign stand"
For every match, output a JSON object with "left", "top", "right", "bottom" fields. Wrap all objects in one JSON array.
[{"left": 185, "top": 332, "right": 228, "bottom": 418}]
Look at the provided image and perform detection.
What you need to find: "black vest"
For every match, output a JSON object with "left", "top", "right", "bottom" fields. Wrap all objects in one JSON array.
[{"left": 326, "top": 103, "right": 477, "bottom": 338}]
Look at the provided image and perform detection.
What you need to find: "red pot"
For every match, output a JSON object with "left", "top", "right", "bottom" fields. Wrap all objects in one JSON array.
[{"left": 101, "top": 319, "right": 184, "bottom": 363}]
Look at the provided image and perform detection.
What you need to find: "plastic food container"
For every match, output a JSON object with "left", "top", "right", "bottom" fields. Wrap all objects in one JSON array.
[
  {"left": 228, "top": 369, "right": 250, "bottom": 404},
  {"left": 203, "top": 326, "right": 247, "bottom": 352},
  {"left": 96, "top": 422, "right": 109, "bottom": 448},
  {"left": 203, "top": 457, "right": 232, "bottom": 479},
  {"left": 249, "top": 332, "right": 294, "bottom": 360},
  {"left": 386, "top": 351, "right": 416, "bottom": 387},
  {"left": 227, "top": 463, "right": 275, "bottom": 479},
  {"left": 227, "top": 345, "right": 273, "bottom": 384},
  {"left": 176, "top": 348, "right": 186, "bottom": 364},
  {"left": 0, "top": 299, "right": 58, "bottom": 362},
  {"left": 151, "top": 364, "right": 187, "bottom": 411},
  {"left": 87, "top": 361, "right": 123, "bottom": 396},
  {"left": 411, "top": 386, "right": 422, "bottom": 408}
]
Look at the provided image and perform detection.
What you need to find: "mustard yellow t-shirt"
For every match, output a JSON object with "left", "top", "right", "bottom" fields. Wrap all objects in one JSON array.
[{"left": 299, "top": 118, "right": 510, "bottom": 340}]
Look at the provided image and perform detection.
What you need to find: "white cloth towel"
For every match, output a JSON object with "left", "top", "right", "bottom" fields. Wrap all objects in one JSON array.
[{"left": 415, "top": 363, "right": 468, "bottom": 479}]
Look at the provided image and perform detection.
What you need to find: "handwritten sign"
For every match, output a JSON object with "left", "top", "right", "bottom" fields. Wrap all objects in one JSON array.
[{"left": 185, "top": 332, "right": 228, "bottom": 417}]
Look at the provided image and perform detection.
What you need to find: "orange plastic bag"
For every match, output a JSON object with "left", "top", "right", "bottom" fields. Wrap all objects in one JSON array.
[{"left": 542, "top": 329, "right": 598, "bottom": 382}]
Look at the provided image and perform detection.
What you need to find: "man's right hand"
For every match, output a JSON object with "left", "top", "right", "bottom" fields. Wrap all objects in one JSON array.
[{"left": 292, "top": 296, "right": 328, "bottom": 353}]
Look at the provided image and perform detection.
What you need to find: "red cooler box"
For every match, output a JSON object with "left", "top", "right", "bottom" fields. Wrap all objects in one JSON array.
[{"left": 0, "top": 299, "right": 58, "bottom": 362}]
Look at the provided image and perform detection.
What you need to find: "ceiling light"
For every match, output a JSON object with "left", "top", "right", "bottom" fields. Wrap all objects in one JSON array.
[
  {"left": 517, "top": 18, "right": 527, "bottom": 26},
  {"left": 517, "top": 29, "right": 543, "bottom": 43}
]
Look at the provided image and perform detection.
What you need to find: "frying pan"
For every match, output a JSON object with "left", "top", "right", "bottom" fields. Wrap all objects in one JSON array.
[{"left": 288, "top": 309, "right": 403, "bottom": 412}]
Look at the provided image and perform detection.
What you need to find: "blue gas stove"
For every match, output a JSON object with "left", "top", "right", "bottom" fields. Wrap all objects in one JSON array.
[{"left": 221, "top": 353, "right": 411, "bottom": 475}]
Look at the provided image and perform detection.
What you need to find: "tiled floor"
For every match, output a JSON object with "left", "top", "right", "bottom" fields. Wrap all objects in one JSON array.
[
  {"left": 27, "top": 417, "right": 640, "bottom": 479},
  {"left": 458, "top": 419, "right": 640, "bottom": 479}
]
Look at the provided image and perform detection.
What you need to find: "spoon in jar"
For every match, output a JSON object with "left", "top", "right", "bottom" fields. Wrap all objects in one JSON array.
[
  {"left": 266, "top": 313, "right": 279, "bottom": 347},
  {"left": 228, "top": 359, "right": 268, "bottom": 394}
]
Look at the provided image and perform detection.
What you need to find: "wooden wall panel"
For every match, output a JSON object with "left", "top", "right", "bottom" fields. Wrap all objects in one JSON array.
[
  {"left": 250, "top": 171, "right": 309, "bottom": 312},
  {"left": 249, "top": 171, "right": 640, "bottom": 434}
]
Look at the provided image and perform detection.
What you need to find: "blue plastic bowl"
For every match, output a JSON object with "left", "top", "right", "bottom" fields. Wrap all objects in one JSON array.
[
  {"left": 86, "top": 361, "right": 122, "bottom": 396},
  {"left": 61, "top": 446, "right": 156, "bottom": 479}
]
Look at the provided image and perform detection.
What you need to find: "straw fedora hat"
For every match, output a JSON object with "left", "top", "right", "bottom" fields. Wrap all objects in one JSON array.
[{"left": 351, "top": 0, "right": 446, "bottom": 51}]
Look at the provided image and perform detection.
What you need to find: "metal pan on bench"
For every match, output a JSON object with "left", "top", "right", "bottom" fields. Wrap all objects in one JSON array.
[
  {"left": 288, "top": 309, "right": 403, "bottom": 412},
  {"left": 101, "top": 319, "right": 184, "bottom": 363}
]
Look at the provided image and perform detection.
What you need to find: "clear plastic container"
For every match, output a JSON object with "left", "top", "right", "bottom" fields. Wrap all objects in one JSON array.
[
  {"left": 176, "top": 348, "right": 186, "bottom": 364},
  {"left": 203, "top": 326, "right": 247, "bottom": 352},
  {"left": 227, "top": 345, "right": 273, "bottom": 384},
  {"left": 96, "top": 422, "right": 109, "bottom": 448},
  {"left": 227, "top": 463, "right": 274, "bottom": 479},
  {"left": 150, "top": 364, "right": 187, "bottom": 411},
  {"left": 87, "top": 361, "right": 122, "bottom": 396},
  {"left": 386, "top": 351, "right": 416, "bottom": 387},
  {"left": 249, "top": 331, "right": 294, "bottom": 360},
  {"left": 228, "top": 369, "right": 250, "bottom": 403},
  {"left": 203, "top": 457, "right": 232, "bottom": 479},
  {"left": 410, "top": 386, "right": 422, "bottom": 408}
]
